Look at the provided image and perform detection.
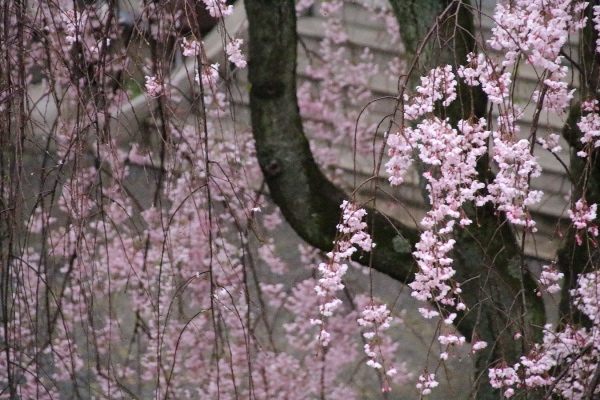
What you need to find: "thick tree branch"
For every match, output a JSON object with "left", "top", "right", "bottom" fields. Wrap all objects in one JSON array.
[{"left": 246, "top": 0, "right": 419, "bottom": 284}]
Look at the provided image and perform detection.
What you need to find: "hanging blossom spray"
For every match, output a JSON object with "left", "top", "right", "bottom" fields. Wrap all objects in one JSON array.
[
  {"left": 313, "top": 200, "right": 375, "bottom": 345},
  {"left": 312, "top": 201, "right": 402, "bottom": 389}
]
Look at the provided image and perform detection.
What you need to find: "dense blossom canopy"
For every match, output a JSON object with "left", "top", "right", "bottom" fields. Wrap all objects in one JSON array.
[{"left": 2, "top": 0, "right": 600, "bottom": 398}]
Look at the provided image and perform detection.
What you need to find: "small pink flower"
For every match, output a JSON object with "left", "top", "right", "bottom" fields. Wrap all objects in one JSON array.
[
  {"left": 226, "top": 38, "right": 247, "bottom": 69},
  {"left": 181, "top": 37, "right": 201, "bottom": 57},
  {"left": 145, "top": 75, "right": 162, "bottom": 97}
]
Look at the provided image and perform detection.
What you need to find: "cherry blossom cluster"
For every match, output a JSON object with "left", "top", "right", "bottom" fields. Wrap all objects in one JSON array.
[
  {"left": 409, "top": 230, "right": 457, "bottom": 303},
  {"left": 202, "top": 0, "right": 233, "bottom": 19},
  {"left": 282, "top": 281, "right": 410, "bottom": 396},
  {"left": 577, "top": 100, "right": 600, "bottom": 157},
  {"left": 404, "top": 65, "right": 457, "bottom": 120},
  {"left": 296, "top": 0, "right": 315, "bottom": 15},
  {"left": 537, "top": 133, "right": 563, "bottom": 153},
  {"left": 487, "top": 0, "right": 584, "bottom": 114},
  {"left": 489, "top": 0, "right": 586, "bottom": 71},
  {"left": 384, "top": 6, "right": 590, "bottom": 385},
  {"left": 145, "top": 75, "right": 162, "bottom": 97},
  {"left": 391, "top": 118, "right": 488, "bottom": 305},
  {"left": 572, "top": 270, "right": 600, "bottom": 325},
  {"left": 356, "top": 295, "right": 410, "bottom": 392},
  {"left": 63, "top": 9, "right": 83, "bottom": 44},
  {"left": 489, "top": 364, "right": 520, "bottom": 398},
  {"left": 439, "top": 321, "right": 487, "bottom": 359},
  {"left": 458, "top": 53, "right": 511, "bottom": 104},
  {"left": 384, "top": 67, "right": 507, "bottom": 392},
  {"left": 538, "top": 263, "right": 564, "bottom": 293},
  {"left": 418, "top": 117, "right": 489, "bottom": 229},
  {"left": 337, "top": 201, "right": 374, "bottom": 250},
  {"left": 357, "top": 0, "right": 400, "bottom": 43},
  {"left": 181, "top": 38, "right": 233, "bottom": 110},
  {"left": 455, "top": 0, "right": 591, "bottom": 232},
  {"left": 357, "top": 303, "right": 394, "bottom": 372},
  {"left": 258, "top": 238, "right": 289, "bottom": 274},
  {"left": 456, "top": 53, "right": 543, "bottom": 230},
  {"left": 438, "top": 332, "right": 466, "bottom": 361},
  {"left": 535, "top": 66, "right": 575, "bottom": 113},
  {"left": 387, "top": 65, "right": 492, "bottom": 310},
  {"left": 489, "top": 271, "right": 600, "bottom": 398},
  {"left": 195, "top": 63, "right": 220, "bottom": 92},
  {"left": 416, "top": 373, "right": 439, "bottom": 396},
  {"left": 380, "top": 1, "right": 600, "bottom": 396},
  {"left": 458, "top": 53, "right": 543, "bottom": 230},
  {"left": 472, "top": 340, "right": 489, "bottom": 353},
  {"left": 482, "top": 123, "right": 543, "bottom": 230},
  {"left": 534, "top": 323, "right": 600, "bottom": 398},
  {"left": 568, "top": 198, "right": 599, "bottom": 244},
  {"left": 181, "top": 6, "right": 246, "bottom": 93},
  {"left": 181, "top": 37, "right": 201, "bottom": 57},
  {"left": 33, "top": 2, "right": 126, "bottom": 158},
  {"left": 594, "top": 6, "right": 600, "bottom": 53},
  {"left": 225, "top": 38, "right": 247, "bottom": 69},
  {"left": 313, "top": 201, "right": 374, "bottom": 346},
  {"left": 385, "top": 69, "right": 498, "bottom": 383},
  {"left": 385, "top": 127, "right": 416, "bottom": 186}
]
